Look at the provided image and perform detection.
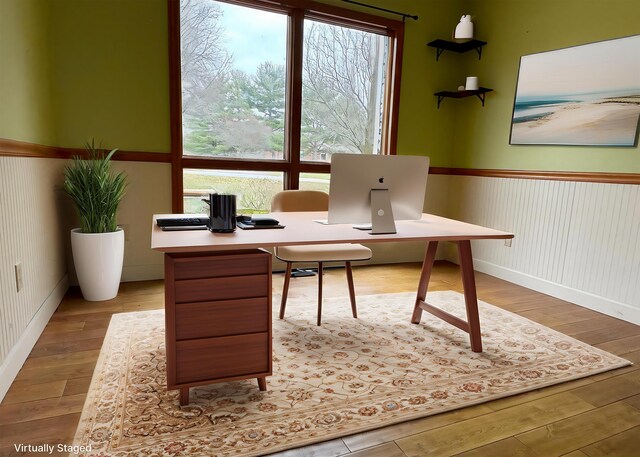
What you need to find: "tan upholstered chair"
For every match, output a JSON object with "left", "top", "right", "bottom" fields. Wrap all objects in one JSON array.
[{"left": 272, "top": 190, "right": 372, "bottom": 326}]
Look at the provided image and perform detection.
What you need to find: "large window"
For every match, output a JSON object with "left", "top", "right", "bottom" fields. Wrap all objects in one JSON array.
[{"left": 170, "top": 0, "right": 404, "bottom": 213}]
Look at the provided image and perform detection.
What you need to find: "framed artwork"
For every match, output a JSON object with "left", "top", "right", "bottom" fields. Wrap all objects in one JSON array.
[{"left": 510, "top": 35, "right": 640, "bottom": 146}]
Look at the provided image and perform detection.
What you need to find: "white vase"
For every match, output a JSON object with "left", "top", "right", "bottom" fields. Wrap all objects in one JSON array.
[
  {"left": 454, "top": 15, "right": 474, "bottom": 40},
  {"left": 71, "top": 228, "right": 125, "bottom": 301}
]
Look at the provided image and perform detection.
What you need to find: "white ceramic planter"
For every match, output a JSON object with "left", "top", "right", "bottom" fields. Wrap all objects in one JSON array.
[{"left": 71, "top": 228, "right": 124, "bottom": 301}]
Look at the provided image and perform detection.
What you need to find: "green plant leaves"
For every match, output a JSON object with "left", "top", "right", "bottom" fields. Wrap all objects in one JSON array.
[{"left": 63, "top": 141, "right": 127, "bottom": 233}]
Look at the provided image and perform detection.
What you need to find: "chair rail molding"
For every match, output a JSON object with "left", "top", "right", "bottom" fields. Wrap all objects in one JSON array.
[{"left": 0, "top": 138, "right": 170, "bottom": 162}]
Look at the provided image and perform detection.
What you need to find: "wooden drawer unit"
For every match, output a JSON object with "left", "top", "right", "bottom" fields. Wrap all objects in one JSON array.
[{"left": 164, "top": 249, "right": 272, "bottom": 405}]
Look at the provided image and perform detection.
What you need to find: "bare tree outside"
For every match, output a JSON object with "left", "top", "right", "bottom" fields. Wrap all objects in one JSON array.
[
  {"left": 180, "top": 0, "right": 232, "bottom": 115},
  {"left": 301, "top": 20, "right": 388, "bottom": 160}
]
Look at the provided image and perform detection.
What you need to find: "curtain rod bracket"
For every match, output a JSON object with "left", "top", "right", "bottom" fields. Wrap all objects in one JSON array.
[{"left": 341, "top": 0, "right": 418, "bottom": 21}]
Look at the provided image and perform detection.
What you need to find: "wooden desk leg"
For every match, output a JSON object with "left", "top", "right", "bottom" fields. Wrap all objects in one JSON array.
[
  {"left": 257, "top": 377, "right": 267, "bottom": 391},
  {"left": 345, "top": 261, "right": 358, "bottom": 318},
  {"left": 457, "top": 240, "right": 482, "bottom": 353},
  {"left": 179, "top": 387, "right": 189, "bottom": 406},
  {"left": 280, "top": 262, "right": 292, "bottom": 319},
  {"left": 317, "top": 262, "right": 323, "bottom": 326},
  {"left": 411, "top": 241, "right": 439, "bottom": 324}
]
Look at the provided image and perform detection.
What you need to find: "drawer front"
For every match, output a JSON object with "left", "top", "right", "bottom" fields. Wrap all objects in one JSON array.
[
  {"left": 175, "top": 333, "right": 269, "bottom": 384},
  {"left": 175, "top": 297, "right": 269, "bottom": 340},
  {"left": 175, "top": 274, "right": 269, "bottom": 303},
  {"left": 173, "top": 252, "right": 270, "bottom": 280}
]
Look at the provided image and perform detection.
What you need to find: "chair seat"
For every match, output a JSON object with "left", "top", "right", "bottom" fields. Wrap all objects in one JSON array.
[{"left": 276, "top": 243, "right": 372, "bottom": 263}]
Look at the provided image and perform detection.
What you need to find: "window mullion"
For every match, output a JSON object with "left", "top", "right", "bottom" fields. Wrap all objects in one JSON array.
[
  {"left": 169, "top": 0, "right": 184, "bottom": 213},
  {"left": 285, "top": 9, "right": 304, "bottom": 189}
]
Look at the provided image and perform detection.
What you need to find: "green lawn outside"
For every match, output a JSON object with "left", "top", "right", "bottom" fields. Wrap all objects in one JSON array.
[{"left": 183, "top": 171, "right": 330, "bottom": 214}]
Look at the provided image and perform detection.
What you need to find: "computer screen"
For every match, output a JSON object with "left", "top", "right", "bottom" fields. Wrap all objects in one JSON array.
[{"left": 327, "top": 154, "right": 430, "bottom": 234}]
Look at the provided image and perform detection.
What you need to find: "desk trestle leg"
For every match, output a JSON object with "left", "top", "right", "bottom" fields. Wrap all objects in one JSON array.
[
  {"left": 411, "top": 240, "right": 483, "bottom": 353},
  {"left": 457, "top": 240, "right": 482, "bottom": 352}
]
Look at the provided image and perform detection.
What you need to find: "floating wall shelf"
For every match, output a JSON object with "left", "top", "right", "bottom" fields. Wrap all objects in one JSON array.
[
  {"left": 427, "top": 39, "right": 487, "bottom": 60},
  {"left": 434, "top": 88, "right": 493, "bottom": 108}
]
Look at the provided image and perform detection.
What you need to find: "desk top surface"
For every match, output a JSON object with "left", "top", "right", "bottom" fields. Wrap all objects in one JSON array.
[{"left": 151, "top": 212, "right": 514, "bottom": 253}]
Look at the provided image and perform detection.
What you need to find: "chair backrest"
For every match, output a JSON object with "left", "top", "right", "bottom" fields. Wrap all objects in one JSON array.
[{"left": 271, "top": 190, "right": 329, "bottom": 212}]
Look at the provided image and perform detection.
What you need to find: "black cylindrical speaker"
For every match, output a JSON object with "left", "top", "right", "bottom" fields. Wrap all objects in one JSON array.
[{"left": 208, "top": 193, "right": 236, "bottom": 232}]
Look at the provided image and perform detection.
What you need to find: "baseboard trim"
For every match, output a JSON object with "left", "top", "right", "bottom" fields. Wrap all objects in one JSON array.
[
  {"left": 451, "top": 256, "right": 640, "bottom": 326},
  {"left": 0, "top": 275, "right": 69, "bottom": 402}
]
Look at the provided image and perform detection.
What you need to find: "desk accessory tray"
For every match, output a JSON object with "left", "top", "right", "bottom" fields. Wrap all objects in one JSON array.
[
  {"left": 161, "top": 225, "right": 208, "bottom": 231},
  {"left": 237, "top": 221, "right": 285, "bottom": 230}
]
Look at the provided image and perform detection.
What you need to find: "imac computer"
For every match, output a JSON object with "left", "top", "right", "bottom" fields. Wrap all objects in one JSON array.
[{"left": 327, "top": 153, "right": 430, "bottom": 234}]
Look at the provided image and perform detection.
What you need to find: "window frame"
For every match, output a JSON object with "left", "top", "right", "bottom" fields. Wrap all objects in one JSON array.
[{"left": 168, "top": 0, "right": 405, "bottom": 212}]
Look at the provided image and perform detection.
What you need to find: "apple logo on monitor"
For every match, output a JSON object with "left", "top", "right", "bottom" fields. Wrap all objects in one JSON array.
[{"left": 378, "top": 177, "right": 384, "bottom": 183}]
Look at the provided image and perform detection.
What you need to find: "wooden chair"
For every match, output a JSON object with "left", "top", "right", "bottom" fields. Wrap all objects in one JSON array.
[{"left": 271, "top": 190, "right": 372, "bottom": 326}]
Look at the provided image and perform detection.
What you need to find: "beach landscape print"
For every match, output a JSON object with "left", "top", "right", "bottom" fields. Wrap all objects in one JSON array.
[{"left": 510, "top": 35, "right": 640, "bottom": 146}]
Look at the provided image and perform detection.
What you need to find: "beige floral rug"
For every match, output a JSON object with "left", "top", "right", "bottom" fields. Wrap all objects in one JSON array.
[{"left": 72, "top": 291, "right": 630, "bottom": 456}]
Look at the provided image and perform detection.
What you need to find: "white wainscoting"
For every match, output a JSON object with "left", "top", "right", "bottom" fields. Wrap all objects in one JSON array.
[
  {"left": 447, "top": 176, "right": 640, "bottom": 324},
  {"left": 0, "top": 156, "right": 68, "bottom": 400}
]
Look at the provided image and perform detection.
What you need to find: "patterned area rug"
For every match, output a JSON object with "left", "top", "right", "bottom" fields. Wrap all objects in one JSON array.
[{"left": 72, "top": 291, "right": 630, "bottom": 456}]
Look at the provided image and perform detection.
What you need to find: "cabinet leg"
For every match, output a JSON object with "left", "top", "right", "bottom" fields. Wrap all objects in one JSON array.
[
  {"left": 179, "top": 387, "right": 190, "bottom": 406},
  {"left": 257, "top": 377, "right": 267, "bottom": 391}
]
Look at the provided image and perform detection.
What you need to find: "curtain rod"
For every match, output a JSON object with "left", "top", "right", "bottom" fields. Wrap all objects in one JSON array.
[{"left": 341, "top": 0, "right": 418, "bottom": 21}]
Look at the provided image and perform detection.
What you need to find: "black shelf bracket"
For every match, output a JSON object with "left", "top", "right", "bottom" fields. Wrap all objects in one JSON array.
[
  {"left": 427, "top": 39, "right": 487, "bottom": 61},
  {"left": 434, "top": 88, "right": 493, "bottom": 109},
  {"left": 475, "top": 91, "right": 487, "bottom": 106}
]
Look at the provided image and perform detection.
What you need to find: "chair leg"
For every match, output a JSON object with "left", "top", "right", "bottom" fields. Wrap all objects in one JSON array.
[
  {"left": 280, "top": 262, "right": 293, "bottom": 319},
  {"left": 317, "top": 262, "right": 323, "bottom": 326},
  {"left": 345, "top": 261, "right": 357, "bottom": 318}
]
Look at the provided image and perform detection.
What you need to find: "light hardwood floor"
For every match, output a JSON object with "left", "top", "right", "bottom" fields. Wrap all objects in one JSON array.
[{"left": 1, "top": 261, "right": 639, "bottom": 456}]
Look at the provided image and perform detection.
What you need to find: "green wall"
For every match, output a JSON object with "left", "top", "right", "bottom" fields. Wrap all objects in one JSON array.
[
  {"left": 394, "top": 0, "right": 466, "bottom": 166},
  {"left": 0, "top": 0, "right": 170, "bottom": 152},
  {"left": 49, "top": 0, "right": 170, "bottom": 152},
  {"left": 453, "top": 0, "right": 640, "bottom": 172},
  {"left": 0, "top": 0, "right": 55, "bottom": 145}
]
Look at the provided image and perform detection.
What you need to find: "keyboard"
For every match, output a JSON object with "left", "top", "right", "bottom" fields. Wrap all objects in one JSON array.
[
  {"left": 156, "top": 217, "right": 209, "bottom": 227},
  {"left": 160, "top": 225, "right": 208, "bottom": 231}
]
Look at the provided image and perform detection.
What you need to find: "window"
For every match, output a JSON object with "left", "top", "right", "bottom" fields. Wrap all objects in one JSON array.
[
  {"left": 180, "top": 1, "right": 287, "bottom": 161},
  {"left": 301, "top": 19, "right": 389, "bottom": 160},
  {"left": 170, "top": 0, "right": 404, "bottom": 213}
]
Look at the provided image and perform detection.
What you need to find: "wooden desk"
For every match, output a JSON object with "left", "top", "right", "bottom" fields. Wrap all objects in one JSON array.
[{"left": 152, "top": 212, "right": 514, "bottom": 404}]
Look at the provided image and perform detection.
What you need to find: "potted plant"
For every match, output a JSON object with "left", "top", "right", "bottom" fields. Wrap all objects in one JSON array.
[{"left": 63, "top": 141, "right": 127, "bottom": 301}]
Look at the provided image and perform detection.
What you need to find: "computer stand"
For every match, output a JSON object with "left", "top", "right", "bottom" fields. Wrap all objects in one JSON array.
[{"left": 370, "top": 189, "right": 397, "bottom": 234}]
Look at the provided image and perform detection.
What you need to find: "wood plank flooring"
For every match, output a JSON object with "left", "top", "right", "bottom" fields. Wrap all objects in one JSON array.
[{"left": 1, "top": 261, "right": 639, "bottom": 456}]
